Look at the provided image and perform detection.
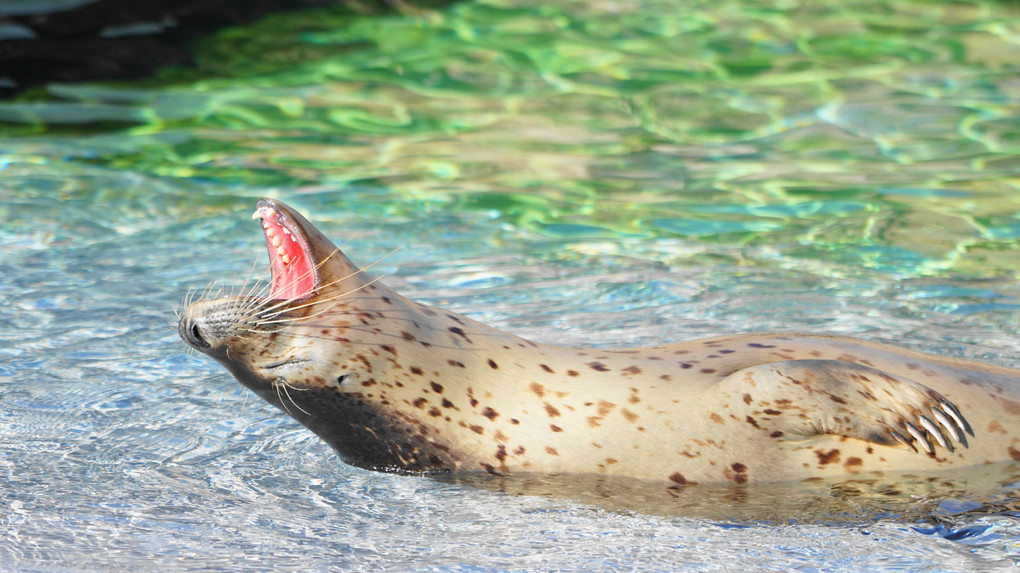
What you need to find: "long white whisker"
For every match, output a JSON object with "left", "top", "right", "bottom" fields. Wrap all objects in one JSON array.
[
  {"left": 254, "top": 274, "right": 391, "bottom": 327},
  {"left": 255, "top": 247, "right": 400, "bottom": 322},
  {"left": 275, "top": 379, "right": 311, "bottom": 417}
]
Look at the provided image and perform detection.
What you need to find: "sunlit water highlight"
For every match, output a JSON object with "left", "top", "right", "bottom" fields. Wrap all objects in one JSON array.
[{"left": 2, "top": 0, "right": 1020, "bottom": 569}]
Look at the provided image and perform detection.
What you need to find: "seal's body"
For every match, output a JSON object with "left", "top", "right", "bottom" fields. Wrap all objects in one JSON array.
[{"left": 178, "top": 199, "right": 1020, "bottom": 484}]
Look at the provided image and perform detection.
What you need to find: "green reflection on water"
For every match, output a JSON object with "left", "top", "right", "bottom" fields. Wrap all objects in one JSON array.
[{"left": 2, "top": 0, "right": 1019, "bottom": 277}]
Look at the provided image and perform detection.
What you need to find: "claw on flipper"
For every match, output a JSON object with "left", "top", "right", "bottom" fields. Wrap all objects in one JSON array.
[
  {"left": 887, "top": 427, "right": 917, "bottom": 452},
  {"left": 902, "top": 421, "right": 935, "bottom": 455},
  {"left": 931, "top": 406, "right": 964, "bottom": 446},
  {"left": 916, "top": 413, "right": 951, "bottom": 452},
  {"left": 937, "top": 398, "right": 973, "bottom": 437}
]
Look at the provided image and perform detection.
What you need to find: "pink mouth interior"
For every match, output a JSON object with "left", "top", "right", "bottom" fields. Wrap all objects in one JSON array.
[{"left": 257, "top": 210, "right": 316, "bottom": 300}]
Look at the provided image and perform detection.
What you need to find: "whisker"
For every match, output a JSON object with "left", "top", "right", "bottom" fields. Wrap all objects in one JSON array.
[
  {"left": 254, "top": 247, "right": 400, "bottom": 323},
  {"left": 254, "top": 274, "right": 390, "bottom": 327},
  {"left": 274, "top": 378, "right": 311, "bottom": 417}
]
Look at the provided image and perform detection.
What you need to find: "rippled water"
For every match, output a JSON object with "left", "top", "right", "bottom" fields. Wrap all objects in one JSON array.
[{"left": 3, "top": 0, "right": 1020, "bottom": 570}]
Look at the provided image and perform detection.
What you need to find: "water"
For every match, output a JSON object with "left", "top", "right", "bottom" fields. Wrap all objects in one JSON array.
[{"left": 3, "top": 0, "right": 1020, "bottom": 569}]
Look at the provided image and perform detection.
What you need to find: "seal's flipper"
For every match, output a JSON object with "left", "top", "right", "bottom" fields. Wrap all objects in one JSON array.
[{"left": 721, "top": 359, "right": 973, "bottom": 455}]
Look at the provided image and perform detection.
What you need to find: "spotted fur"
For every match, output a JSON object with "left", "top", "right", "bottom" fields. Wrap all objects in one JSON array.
[{"left": 178, "top": 199, "right": 1020, "bottom": 484}]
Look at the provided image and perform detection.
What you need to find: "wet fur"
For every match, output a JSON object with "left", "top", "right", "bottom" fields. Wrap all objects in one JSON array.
[{"left": 179, "top": 199, "right": 1020, "bottom": 485}]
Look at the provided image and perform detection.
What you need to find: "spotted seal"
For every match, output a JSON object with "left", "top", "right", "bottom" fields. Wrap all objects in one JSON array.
[{"left": 177, "top": 198, "right": 1020, "bottom": 485}]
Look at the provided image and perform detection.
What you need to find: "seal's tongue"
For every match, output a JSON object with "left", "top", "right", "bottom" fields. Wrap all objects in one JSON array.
[{"left": 252, "top": 205, "right": 316, "bottom": 300}]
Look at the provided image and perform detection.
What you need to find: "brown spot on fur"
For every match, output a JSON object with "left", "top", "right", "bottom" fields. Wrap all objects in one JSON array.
[
  {"left": 430, "top": 382, "right": 444, "bottom": 393},
  {"left": 481, "top": 407, "right": 499, "bottom": 421},
  {"left": 1009, "top": 446, "right": 1020, "bottom": 461},
  {"left": 401, "top": 331, "right": 416, "bottom": 341},
  {"left": 540, "top": 364, "right": 554, "bottom": 373},
  {"left": 622, "top": 365, "right": 642, "bottom": 375},
  {"left": 987, "top": 421, "right": 1007, "bottom": 435},
  {"left": 588, "top": 362, "right": 610, "bottom": 372},
  {"left": 530, "top": 383, "right": 546, "bottom": 397},
  {"left": 829, "top": 394, "right": 847, "bottom": 404},
  {"left": 428, "top": 408, "right": 442, "bottom": 417},
  {"left": 546, "top": 447, "right": 559, "bottom": 455},
  {"left": 621, "top": 409, "right": 638, "bottom": 423},
  {"left": 763, "top": 409, "right": 781, "bottom": 415},
  {"left": 745, "top": 416, "right": 760, "bottom": 428},
  {"left": 412, "top": 398, "right": 428, "bottom": 409},
  {"left": 742, "top": 394, "right": 753, "bottom": 405},
  {"left": 844, "top": 457, "right": 863, "bottom": 471},
  {"left": 513, "top": 446, "right": 526, "bottom": 455},
  {"left": 447, "top": 359, "right": 465, "bottom": 368},
  {"left": 770, "top": 431, "right": 784, "bottom": 438},
  {"left": 727, "top": 463, "right": 749, "bottom": 484},
  {"left": 441, "top": 398, "right": 457, "bottom": 409},
  {"left": 409, "top": 366, "right": 424, "bottom": 376},
  {"left": 1002, "top": 398, "right": 1020, "bottom": 416},
  {"left": 448, "top": 327, "right": 470, "bottom": 342},
  {"left": 469, "top": 425, "right": 484, "bottom": 435},
  {"left": 747, "top": 343, "right": 776, "bottom": 348},
  {"left": 510, "top": 419, "right": 520, "bottom": 425},
  {"left": 710, "top": 413, "right": 724, "bottom": 424},
  {"left": 487, "top": 359, "right": 499, "bottom": 369},
  {"left": 550, "top": 425, "right": 563, "bottom": 432},
  {"left": 815, "top": 448, "right": 841, "bottom": 465},
  {"left": 669, "top": 473, "right": 697, "bottom": 485},
  {"left": 381, "top": 345, "right": 396, "bottom": 355},
  {"left": 567, "top": 370, "right": 579, "bottom": 377},
  {"left": 494, "top": 430, "right": 508, "bottom": 442},
  {"left": 544, "top": 403, "right": 561, "bottom": 417},
  {"left": 700, "top": 368, "right": 717, "bottom": 374}
]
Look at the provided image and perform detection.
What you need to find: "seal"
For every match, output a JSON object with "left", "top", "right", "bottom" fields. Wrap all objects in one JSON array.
[{"left": 178, "top": 198, "right": 1020, "bottom": 484}]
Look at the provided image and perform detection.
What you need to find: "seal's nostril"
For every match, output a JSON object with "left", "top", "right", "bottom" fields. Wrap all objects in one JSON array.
[
  {"left": 190, "top": 323, "right": 211, "bottom": 349},
  {"left": 180, "top": 317, "right": 212, "bottom": 349}
]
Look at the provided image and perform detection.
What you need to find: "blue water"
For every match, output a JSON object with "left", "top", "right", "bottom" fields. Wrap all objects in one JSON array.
[
  {"left": 2, "top": 187, "right": 1019, "bottom": 570},
  {"left": 4, "top": 0, "right": 1020, "bottom": 569}
]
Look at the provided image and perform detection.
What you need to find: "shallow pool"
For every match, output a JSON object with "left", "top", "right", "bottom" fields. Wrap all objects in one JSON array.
[{"left": 3, "top": 0, "right": 1020, "bottom": 569}]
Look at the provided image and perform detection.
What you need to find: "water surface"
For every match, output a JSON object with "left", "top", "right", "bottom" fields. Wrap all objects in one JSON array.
[{"left": 2, "top": 0, "right": 1020, "bottom": 569}]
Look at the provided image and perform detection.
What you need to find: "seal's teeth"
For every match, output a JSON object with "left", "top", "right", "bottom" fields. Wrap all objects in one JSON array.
[
  {"left": 281, "top": 253, "right": 291, "bottom": 264},
  {"left": 272, "top": 237, "right": 282, "bottom": 248},
  {"left": 252, "top": 207, "right": 270, "bottom": 220}
]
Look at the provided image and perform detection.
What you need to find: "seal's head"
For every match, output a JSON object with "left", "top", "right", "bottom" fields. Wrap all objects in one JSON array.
[
  {"left": 178, "top": 197, "right": 371, "bottom": 391},
  {"left": 178, "top": 199, "right": 458, "bottom": 472}
]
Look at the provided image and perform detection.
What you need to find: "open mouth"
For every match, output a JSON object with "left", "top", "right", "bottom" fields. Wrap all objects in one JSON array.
[{"left": 252, "top": 203, "right": 317, "bottom": 301}]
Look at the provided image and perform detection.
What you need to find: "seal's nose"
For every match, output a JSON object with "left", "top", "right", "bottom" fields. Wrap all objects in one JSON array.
[{"left": 178, "top": 314, "right": 212, "bottom": 349}]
